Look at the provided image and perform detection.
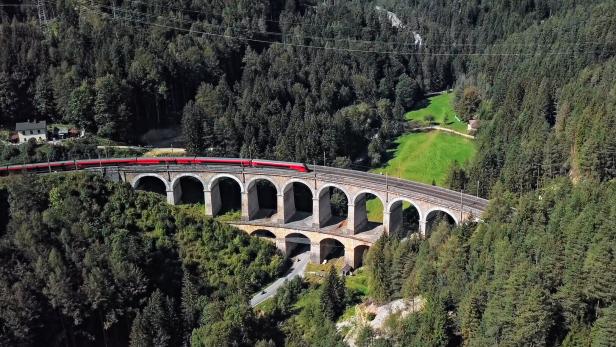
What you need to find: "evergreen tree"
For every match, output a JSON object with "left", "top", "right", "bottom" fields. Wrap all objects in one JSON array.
[
  {"left": 591, "top": 304, "right": 616, "bottom": 347},
  {"left": 366, "top": 236, "right": 391, "bottom": 303},
  {"left": 66, "top": 82, "right": 95, "bottom": 132},
  {"left": 395, "top": 74, "right": 420, "bottom": 112},
  {"left": 182, "top": 101, "right": 206, "bottom": 154},
  {"left": 94, "top": 74, "right": 131, "bottom": 141},
  {"left": 34, "top": 74, "right": 55, "bottom": 120},
  {"left": 181, "top": 272, "right": 201, "bottom": 345},
  {"left": 319, "top": 266, "right": 346, "bottom": 321},
  {"left": 0, "top": 72, "right": 16, "bottom": 125}
]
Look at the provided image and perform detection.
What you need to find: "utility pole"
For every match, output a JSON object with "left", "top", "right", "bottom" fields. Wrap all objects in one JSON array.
[
  {"left": 313, "top": 160, "right": 317, "bottom": 190},
  {"left": 111, "top": 0, "right": 118, "bottom": 19},
  {"left": 459, "top": 188, "right": 463, "bottom": 222},
  {"left": 385, "top": 172, "right": 389, "bottom": 203},
  {"left": 37, "top": 0, "right": 48, "bottom": 25},
  {"left": 241, "top": 155, "right": 245, "bottom": 183},
  {"left": 476, "top": 180, "right": 479, "bottom": 197}
]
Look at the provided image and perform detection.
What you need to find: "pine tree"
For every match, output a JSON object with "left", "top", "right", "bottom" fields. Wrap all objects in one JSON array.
[
  {"left": 181, "top": 272, "right": 201, "bottom": 344},
  {"left": 66, "top": 82, "right": 95, "bottom": 132},
  {"left": 94, "top": 74, "right": 131, "bottom": 141},
  {"left": 591, "top": 304, "right": 616, "bottom": 347},
  {"left": 0, "top": 72, "right": 17, "bottom": 125},
  {"left": 319, "top": 266, "right": 345, "bottom": 320},
  {"left": 34, "top": 74, "right": 55, "bottom": 120},
  {"left": 366, "top": 236, "right": 391, "bottom": 303},
  {"left": 512, "top": 286, "right": 553, "bottom": 346},
  {"left": 182, "top": 101, "right": 205, "bottom": 154},
  {"left": 395, "top": 74, "right": 420, "bottom": 112},
  {"left": 583, "top": 241, "right": 616, "bottom": 309},
  {"left": 129, "top": 290, "right": 179, "bottom": 347}
]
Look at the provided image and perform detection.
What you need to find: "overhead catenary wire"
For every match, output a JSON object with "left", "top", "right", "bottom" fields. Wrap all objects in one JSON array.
[
  {"left": 86, "top": 5, "right": 614, "bottom": 58},
  {"left": 4, "top": 2, "right": 614, "bottom": 52},
  {"left": 95, "top": 4, "right": 430, "bottom": 52},
  {"left": 115, "top": 0, "right": 615, "bottom": 49}
]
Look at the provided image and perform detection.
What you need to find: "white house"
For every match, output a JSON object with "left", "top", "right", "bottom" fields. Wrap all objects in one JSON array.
[{"left": 16, "top": 121, "right": 47, "bottom": 143}]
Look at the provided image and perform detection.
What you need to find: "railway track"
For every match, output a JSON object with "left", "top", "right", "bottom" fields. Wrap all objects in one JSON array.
[{"left": 109, "top": 162, "right": 488, "bottom": 215}]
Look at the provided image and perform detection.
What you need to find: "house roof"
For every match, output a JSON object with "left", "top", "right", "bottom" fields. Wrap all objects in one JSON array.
[
  {"left": 468, "top": 119, "right": 480, "bottom": 129},
  {"left": 16, "top": 121, "right": 46, "bottom": 131}
]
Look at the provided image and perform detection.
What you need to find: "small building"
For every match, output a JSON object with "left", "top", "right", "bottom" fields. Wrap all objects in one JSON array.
[
  {"left": 16, "top": 121, "right": 47, "bottom": 143},
  {"left": 56, "top": 127, "right": 69, "bottom": 140},
  {"left": 467, "top": 119, "right": 480, "bottom": 133}
]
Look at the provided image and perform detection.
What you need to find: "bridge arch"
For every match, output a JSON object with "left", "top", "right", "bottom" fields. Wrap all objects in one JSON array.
[
  {"left": 425, "top": 207, "right": 459, "bottom": 224},
  {"left": 316, "top": 183, "right": 351, "bottom": 204},
  {"left": 171, "top": 173, "right": 206, "bottom": 204},
  {"left": 208, "top": 174, "right": 243, "bottom": 217},
  {"left": 208, "top": 173, "right": 244, "bottom": 193},
  {"left": 316, "top": 184, "right": 350, "bottom": 228},
  {"left": 251, "top": 229, "right": 276, "bottom": 240},
  {"left": 386, "top": 197, "right": 423, "bottom": 238},
  {"left": 132, "top": 173, "right": 170, "bottom": 197},
  {"left": 246, "top": 177, "right": 279, "bottom": 221},
  {"left": 319, "top": 238, "right": 345, "bottom": 264},
  {"left": 282, "top": 179, "right": 315, "bottom": 196},
  {"left": 247, "top": 177, "right": 280, "bottom": 194},
  {"left": 425, "top": 207, "right": 458, "bottom": 235},
  {"left": 353, "top": 245, "right": 370, "bottom": 269},
  {"left": 351, "top": 190, "right": 385, "bottom": 233},
  {"left": 285, "top": 232, "right": 311, "bottom": 257},
  {"left": 281, "top": 179, "right": 314, "bottom": 224}
]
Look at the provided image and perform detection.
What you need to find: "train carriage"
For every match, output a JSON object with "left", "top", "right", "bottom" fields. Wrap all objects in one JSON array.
[{"left": 0, "top": 157, "right": 310, "bottom": 176}]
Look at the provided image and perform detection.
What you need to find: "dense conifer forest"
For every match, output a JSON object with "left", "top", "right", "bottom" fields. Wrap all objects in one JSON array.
[
  {"left": 0, "top": 174, "right": 285, "bottom": 346},
  {"left": 1, "top": 0, "right": 616, "bottom": 346}
]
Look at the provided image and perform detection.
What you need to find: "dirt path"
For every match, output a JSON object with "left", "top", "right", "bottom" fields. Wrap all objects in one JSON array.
[{"left": 411, "top": 126, "right": 475, "bottom": 139}]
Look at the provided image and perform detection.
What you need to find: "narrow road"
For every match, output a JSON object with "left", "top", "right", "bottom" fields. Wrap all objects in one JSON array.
[{"left": 250, "top": 252, "right": 310, "bottom": 307}]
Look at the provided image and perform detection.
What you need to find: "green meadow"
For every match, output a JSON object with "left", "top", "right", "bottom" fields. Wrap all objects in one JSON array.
[
  {"left": 405, "top": 92, "right": 468, "bottom": 133},
  {"left": 365, "top": 95, "right": 476, "bottom": 221}
]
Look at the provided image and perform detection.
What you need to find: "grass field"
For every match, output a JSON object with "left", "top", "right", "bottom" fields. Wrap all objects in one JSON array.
[
  {"left": 365, "top": 93, "right": 475, "bottom": 221},
  {"left": 375, "top": 131, "right": 475, "bottom": 184},
  {"left": 405, "top": 92, "right": 467, "bottom": 133},
  {"left": 366, "top": 129, "right": 476, "bottom": 220}
]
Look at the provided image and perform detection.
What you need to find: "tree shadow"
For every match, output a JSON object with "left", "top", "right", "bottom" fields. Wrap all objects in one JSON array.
[{"left": 408, "top": 98, "right": 430, "bottom": 112}]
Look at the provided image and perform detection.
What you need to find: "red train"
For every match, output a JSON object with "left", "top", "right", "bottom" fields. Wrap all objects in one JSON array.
[{"left": 0, "top": 157, "right": 310, "bottom": 176}]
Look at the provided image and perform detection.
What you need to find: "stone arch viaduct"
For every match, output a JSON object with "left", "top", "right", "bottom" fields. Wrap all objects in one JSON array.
[{"left": 98, "top": 162, "right": 488, "bottom": 268}]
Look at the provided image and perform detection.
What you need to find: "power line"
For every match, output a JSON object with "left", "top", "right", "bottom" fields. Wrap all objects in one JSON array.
[
  {"left": 87, "top": 6, "right": 615, "bottom": 58},
  {"left": 5, "top": 2, "right": 615, "bottom": 52},
  {"left": 100, "top": 1, "right": 616, "bottom": 50},
  {"left": 102, "top": 4, "right": 426, "bottom": 51}
]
